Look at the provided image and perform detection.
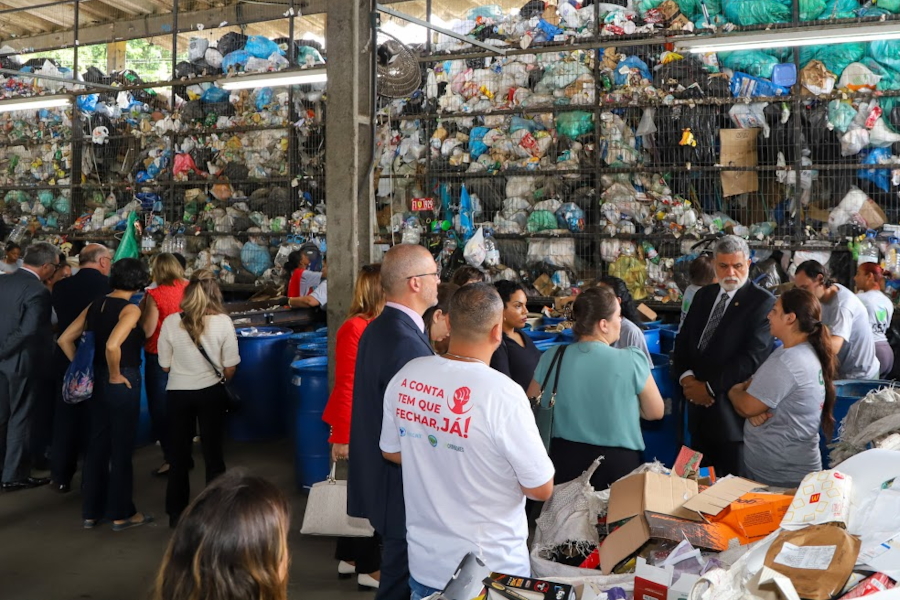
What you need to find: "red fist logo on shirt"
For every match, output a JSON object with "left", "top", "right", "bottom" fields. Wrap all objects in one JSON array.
[{"left": 449, "top": 387, "right": 472, "bottom": 415}]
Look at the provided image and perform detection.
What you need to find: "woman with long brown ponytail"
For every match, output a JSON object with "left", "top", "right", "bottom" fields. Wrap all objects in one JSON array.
[
  {"left": 157, "top": 269, "right": 241, "bottom": 528},
  {"left": 728, "top": 288, "right": 837, "bottom": 487}
]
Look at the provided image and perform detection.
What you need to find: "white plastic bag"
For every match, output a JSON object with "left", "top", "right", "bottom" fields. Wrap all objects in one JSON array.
[{"left": 464, "top": 227, "right": 486, "bottom": 267}]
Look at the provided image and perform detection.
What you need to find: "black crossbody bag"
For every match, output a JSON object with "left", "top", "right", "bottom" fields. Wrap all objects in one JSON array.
[{"left": 180, "top": 314, "right": 241, "bottom": 412}]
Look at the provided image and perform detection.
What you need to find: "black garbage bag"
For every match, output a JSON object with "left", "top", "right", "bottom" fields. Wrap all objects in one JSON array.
[
  {"left": 175, "top": 61, "right": 202, "bottom": 80},
  {"left": 217, "top": 32, "right": 248, "bottom": 57},
  {"left": 83, "top": 66, "right": 110, "bottom": 85},
  {"left": 751, "top": 250, "right": 789, "bottom": 290},
  {"left": 181, "top": 100, "right": 204, "bottom": 123},
  {"left": 24, "top": 57, "right": 61, "bottom": 69},
  {"left": 222, "top": 163, "right": 250, "bottom": 182},
  {"left": 520, "top": 0, "right": 546, "bottom": 18},
  {"left": 202, "top": 100, "right": 235, "bottom": 118}
]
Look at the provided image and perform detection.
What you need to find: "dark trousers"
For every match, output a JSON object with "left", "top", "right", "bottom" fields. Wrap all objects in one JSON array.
[
  {"left": 691, "top": 432, "right": 745, "bottom": 478},
  {"left": 144, "top": 353, "right": 171, "bottom": 464},
  {"left": 336, "top": 534, "right": 382, "bottom": 574},
  {"left": 165, "top": 385, "right": 227, "bottom": 521},
  {"left": 0, "top": 365, "right": 36, "bottom": 482},
  {"left": 50, "top": 386, "right": 88, "bottom": 486},
  {"left": 376, "top": 533, "right": 410, "bottom": 600},
  {"left": 82, "top": 367, "right": 141, "bottom": 520},
  {"left": 549, "top": 438, "right": 642, "bottom": 490}
]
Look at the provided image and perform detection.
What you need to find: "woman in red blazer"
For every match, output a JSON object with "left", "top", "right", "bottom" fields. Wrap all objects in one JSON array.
[{"left": 321, "top": 263, "right": 384, "bottom": 590}]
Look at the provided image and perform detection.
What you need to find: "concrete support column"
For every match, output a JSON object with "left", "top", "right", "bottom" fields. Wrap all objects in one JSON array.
[
  {"left": 106, "top": 41, "right": 127, "bottom": 74},
  {"left": 325, "top": 0, "right": 375, "bottom": 382}
]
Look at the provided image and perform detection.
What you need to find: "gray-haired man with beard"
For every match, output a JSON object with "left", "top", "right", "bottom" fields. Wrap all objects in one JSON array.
[{"left": 673, "top": 235, "right": 775, "bottom": 477}]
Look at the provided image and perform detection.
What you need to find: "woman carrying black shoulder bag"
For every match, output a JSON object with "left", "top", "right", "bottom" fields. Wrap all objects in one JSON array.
[{"left": 157, "top": 269, "right": 241, "bottom": 528}]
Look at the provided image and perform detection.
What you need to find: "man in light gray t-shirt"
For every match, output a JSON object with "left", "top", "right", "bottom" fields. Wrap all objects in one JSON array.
[
  {"left": 614, "top": 318, "right": 652, "bottom": 363},
  {"left": 744, "top": 342, "right": 824, "bottom": 487},
  {"left": 820, "top": 284, "right": 878, "bottom": 380}
]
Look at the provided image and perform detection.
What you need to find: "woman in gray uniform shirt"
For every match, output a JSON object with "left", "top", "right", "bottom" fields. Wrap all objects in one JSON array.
[{"left": 728, "top": 288, "right": 837, "bottom": 487}]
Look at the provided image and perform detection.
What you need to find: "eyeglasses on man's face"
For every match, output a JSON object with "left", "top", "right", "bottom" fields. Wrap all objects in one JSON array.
[{"left": 405, "top": 272, "right": 440, "bottom": 280}]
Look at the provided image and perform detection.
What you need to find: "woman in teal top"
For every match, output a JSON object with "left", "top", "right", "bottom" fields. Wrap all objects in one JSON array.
[{"left": 528, "top": 287, "right": 664, "bottom": 490}]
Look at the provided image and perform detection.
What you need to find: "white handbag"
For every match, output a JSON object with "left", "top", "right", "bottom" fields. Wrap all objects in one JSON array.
[{"left": 300, "top": 463, "right": 376, "bottom": 537}]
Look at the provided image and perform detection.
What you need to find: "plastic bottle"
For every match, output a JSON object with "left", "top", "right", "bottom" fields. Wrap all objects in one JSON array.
[
  {"left": 641, "top": 240, "right": 660, "bottom": 264},
  {"left": 173, "top": 233, "right": 187, "bottom": 257},
  {"left": 858, "top": 231, "right": 879, "bottom": 266},
  {"left": 483, "top": 230, "right": 500, "bottom": 268},
  {"left": 886, "top": 237, "right": 900, "bottom": 276},
  {"left": 6, "top": 218, "right": 27, "bottom": 244}
]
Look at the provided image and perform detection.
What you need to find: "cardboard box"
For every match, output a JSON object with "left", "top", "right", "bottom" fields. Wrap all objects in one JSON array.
[
  {"left": 711, "top": 493, "right": 793, "bottom": 539},
  {"left": 637, "top": 303, "right": 658, "bottom": 322},
  {"left": 720, "top": 129, "right": 760, "bottom": 197},
  {"left": 633, "top": 558, "right": 701, "bottom": 600},
  {"left": 682, "top": 477, "right": 763, "bottom": 516},
  {"left": 607, "top": 472, "right": 699, "bottom": 525},
  {"left": 483, "top": 573, "right": 576, "bottom": 600}
]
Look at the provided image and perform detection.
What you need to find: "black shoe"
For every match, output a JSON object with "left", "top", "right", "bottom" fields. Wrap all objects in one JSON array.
[
  {"left": 49, "top": 481, "right": 71, "bottom": 493},
  {"left": 2, "top": 477, "right": 51, "bottom": 492}
]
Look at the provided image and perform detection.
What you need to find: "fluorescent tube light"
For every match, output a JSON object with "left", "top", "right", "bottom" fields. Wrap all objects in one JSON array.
[
  {"left": 219, "top": 69, "right": 327, "bottom": 91},
  {"left": 676, "top": 23, "right": 900, "bottom": 53},
  {"left": 0, "top": 95, "right": 71, "bottom": 113}
]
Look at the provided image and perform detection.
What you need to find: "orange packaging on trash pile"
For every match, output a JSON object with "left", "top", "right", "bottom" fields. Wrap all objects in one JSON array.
[{"left": 710, "top": 493, "right": 794, "bottom": 539}]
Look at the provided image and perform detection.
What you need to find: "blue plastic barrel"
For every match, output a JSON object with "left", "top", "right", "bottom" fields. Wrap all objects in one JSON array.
[
  {"left": 543, "top": 316, "right": 565, "bottom": 327},
  {"left": 660, "top": 329, "right": 677, "bottom": 355},
  {"left": 821, "top": 379, "right": 893, "bottom": 464},
  {"left": 535, "top": 339, "right": 567, "bottom": 353},
  {"left": 557, "top": 329, "right": 575, "bottom": 342},
  {"left": 291, "top": 357, "right": 331, "bottom": 489},
  {"left": 642, "top": 353, "right": 682, "bottom": 467},
  {"left": 296, "top": 341, "right": 328, "bottom": 358},
  {"left": 315, "top": 326, "right": 329, "bottom": 334},
  {"left": 522, "top": 329, "right": 557, "bottom": 342},
  {"left": 644, "top": 329, "right": 661, "bottom": 354},
  {"left": 229, "top": 327, "right": 293, "bottom": 441}
]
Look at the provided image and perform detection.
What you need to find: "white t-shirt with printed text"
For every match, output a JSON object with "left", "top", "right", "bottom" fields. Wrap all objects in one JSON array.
[
  {"left": 857, "top": 289, "right": 894, "bottom": 344},
  {"left": 379, "top": 355, "right": 555, "bottom": 590}
]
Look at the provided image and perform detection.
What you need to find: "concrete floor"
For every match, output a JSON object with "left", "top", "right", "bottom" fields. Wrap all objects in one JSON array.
[{"left": 0, "top": 440, "right": 369, "bottom": 600}]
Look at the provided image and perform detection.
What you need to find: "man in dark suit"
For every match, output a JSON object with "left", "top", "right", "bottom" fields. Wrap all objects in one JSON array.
[
  {"left": 49, "top": 243, "right": 112, "bottom": 493},
  {"left": 0, "top": 242, "right": 59, "bottom": 491},
  {"left": 348, "top": 243, "right": 439, "bottom": 600},
  {"left": 674, "top": 235, "right": 775, "bottom": 478}
]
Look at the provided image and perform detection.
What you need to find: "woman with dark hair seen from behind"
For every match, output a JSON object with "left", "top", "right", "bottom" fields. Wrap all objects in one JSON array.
[
  {"left": 490, "top": 280, "right": 541, "bottom": 392},
  {"left": 855, "top": 263, "right": 894, "bottom": 377},
  {"left": 322, "top": 264, "right": 384, "bottom": 590},
  {"left": 158, "top": 269, "right": 240, "bottom": 528},
  {"left": 284, "top": 250, "right": 310, "bottom": 298},
  {"left": 1, "top": 241, "right": 21, "bottom": 273},
  {"left": 728, "top": 288, "right": 836, "bottom": 487},
  {"left": 598, "top": 277, "right": 651, "bottom": 362},
  {"left": 794, "top": 260, "right": 878, "bottom": 380},
  {"left": 451, "top": 265, "right": 485, "bottom": 287},
  {"left": 155, "top": 470, "right": 291, "bottom": 600},
  {"left": 423, "top": 283, "right": 459, "bottom": 355},
  {"left": 58, "top": 258, "right": 152, "bottom": 531},
  {"left": 527, "top": 287, "right": 664, "bottom": 490},
  {"left": 140, "top": 253, "right": 190, "bottom": 477}
]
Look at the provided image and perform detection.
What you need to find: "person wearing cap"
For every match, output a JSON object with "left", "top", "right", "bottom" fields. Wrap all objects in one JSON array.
[{"left": 288, "top": 259, "right": 328, "bottom": 310}]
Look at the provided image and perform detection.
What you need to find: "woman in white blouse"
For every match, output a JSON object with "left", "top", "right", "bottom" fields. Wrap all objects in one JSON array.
[{"left": 157, "top": 269, "right": 240, "bottom": 528}]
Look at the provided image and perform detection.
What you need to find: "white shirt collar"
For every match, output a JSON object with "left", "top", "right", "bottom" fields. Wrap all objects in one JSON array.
[
  {"left": 20, "top": 266, "right": 41, "bottom": 280},
  {"left": 716, "top": 284, "right": 740, "bottom": 303},
  {"left": 385, "top": 301, "right": 425, "bottom": 334}
]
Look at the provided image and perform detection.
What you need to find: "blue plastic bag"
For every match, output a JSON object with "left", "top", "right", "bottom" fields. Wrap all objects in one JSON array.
[
  {"left": 614, "top": 56, "right": 652, "bottom": 86},
  {"left": 221, "top": 50, "right": 252, "bottom": 72},
  {"left": 76, "top": 94, "right": 99, "bottom": 112},
  {"left": 201, "top": 85, "right": 230, "bottom": 103},
  {"left": 469, "top": 127, "right": 489, "bottom": 160},
  {"left": 241, "top": 241, "right": 273, "bottom": 277},
  {"left": 440, "top": 182, "right": 452, "bottom": 222},
  {"left": 555, "top": 202, "right": 585, "bottom": 233},
  {"left": 63, "top": 331, "right": 95, "bottom": 404},
  {"left": 255, "top": 88, "right": 273, "bottom": 111},
  {"left": 509, "top": 117, "right": 538, "bottom": 133},
  {"left": 245, "top": 35, "right": 283, "bottom": 59},
  {"left": 458, "top": 184, "right": 474, "bottom": 241},
  {"left": 858, "top": 147, "right": 892, "bottom": 192},
  {"left": 730, "top": 72, "right": 791, "bottom": 97}
]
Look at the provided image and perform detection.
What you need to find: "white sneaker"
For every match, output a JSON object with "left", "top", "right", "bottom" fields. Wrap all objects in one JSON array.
[
  {"left": 338, "top": 560, "right": 355, "bottom": 578},
  {"left": 357, "top": 573, "right": 379, "bottom": 590}
]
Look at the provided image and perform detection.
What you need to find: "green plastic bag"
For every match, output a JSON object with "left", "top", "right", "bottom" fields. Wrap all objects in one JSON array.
[
  {"left": 556, "top": 111, "right": 594, "bottom": 139},
  {"left": 719, "top": 51, "right": 780, "bottom": 78},
  {"left": 527, "top": 210, "right": 558, "bottom": 233},
  {"left": 113, "top": 211, "right": 140, "bottom": 262}
]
